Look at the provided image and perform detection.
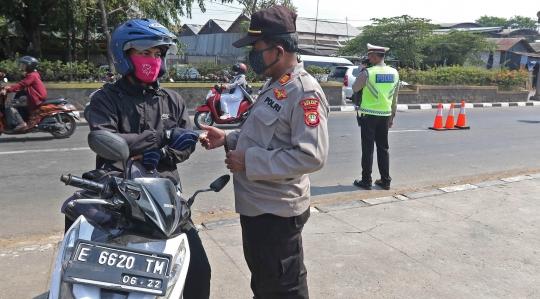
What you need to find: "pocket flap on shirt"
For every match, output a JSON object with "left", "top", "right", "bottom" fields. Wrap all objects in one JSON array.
[{"left": 251, "top": 106, "right": 279, "bottom": 125}]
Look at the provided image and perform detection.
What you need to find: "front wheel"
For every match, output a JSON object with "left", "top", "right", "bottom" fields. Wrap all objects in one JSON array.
[
  {"left": 194, "top": 111, "right": 214, "bottom": 129},
  {"left": 50, "top": 113, "right": 76, "bottom": 139}
]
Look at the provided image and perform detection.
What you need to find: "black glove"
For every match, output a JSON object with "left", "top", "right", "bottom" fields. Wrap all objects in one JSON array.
[
  {"left": 214, "top": 84, "right": 221, "bottom": 91},
  {"left": 142, "top": 150, "right": 162, "bottom": 170},
  {"left": 166, "top": 128, "right": 199, "bottom": 151}
]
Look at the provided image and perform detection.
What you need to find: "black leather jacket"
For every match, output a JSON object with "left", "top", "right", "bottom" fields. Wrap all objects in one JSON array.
[{"left": 85, "top": 77, "right": 194, "bottom": 185}]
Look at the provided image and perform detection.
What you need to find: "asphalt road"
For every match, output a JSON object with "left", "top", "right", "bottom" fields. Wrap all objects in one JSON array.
[{"left": 2, "top": 106, "right": 540, "bottom": 240}]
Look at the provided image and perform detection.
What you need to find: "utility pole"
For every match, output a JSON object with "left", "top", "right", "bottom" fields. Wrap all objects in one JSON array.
[
  {"left": 531, "top": 10, "right": 540, "bottom": 101},
  {"left": 346, "top": 17, "right": 349, "bottom": 42},
  {"left": 314, "top": 0, "right": 319, "bottom": 55}
]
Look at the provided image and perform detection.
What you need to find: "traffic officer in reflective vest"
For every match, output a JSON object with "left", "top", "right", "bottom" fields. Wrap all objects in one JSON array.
[
  {"left": 351, "top": 43, "right": 399, "bottom": 190},
  {"left": 198, "top": 5, "right": 329, "bottom": 299}
]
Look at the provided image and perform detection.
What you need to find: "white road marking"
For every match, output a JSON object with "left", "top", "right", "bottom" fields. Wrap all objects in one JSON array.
[
  {"left": 501, "top": 176, "right": 532, "bottom": 183},
  {"left": 439, "top": 184, "right": 478, "bottom": 193},
  {"left": 0, "top": 147, "right": 90, "bottom": 155}
]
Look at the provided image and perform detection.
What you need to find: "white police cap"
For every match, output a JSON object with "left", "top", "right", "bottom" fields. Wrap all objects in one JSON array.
[{"left": 367, "top": 43, "right": 389, "bottom": 53}]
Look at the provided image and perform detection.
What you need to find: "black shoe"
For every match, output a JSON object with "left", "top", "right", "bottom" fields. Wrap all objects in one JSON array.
[
  {"left": 374, "top": 179, "right": 390, "bottom": 190},
  {"left": 353, "top": 179, "right": 372, "bottom": 190}
]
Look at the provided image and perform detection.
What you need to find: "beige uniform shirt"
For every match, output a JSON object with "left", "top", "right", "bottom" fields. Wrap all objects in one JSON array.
[
  {"left": 352, "top": 62, "right": 399, "bottom": 119},
  {"left": 225, "top": 63, "right": 330, "bottom": 217}
]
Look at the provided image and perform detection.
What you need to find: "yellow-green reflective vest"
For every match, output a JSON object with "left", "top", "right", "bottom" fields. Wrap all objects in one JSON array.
[{"left": 360, "top": 65, "right": 399, "bottom": 116}]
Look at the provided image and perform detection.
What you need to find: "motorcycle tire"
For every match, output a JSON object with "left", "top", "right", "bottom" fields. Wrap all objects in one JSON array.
[
  {"left": 50, "top": 113, "right": 77, "bottom": 139},
  {"left": 194, "top": 111, "right": 214, "bottom": 129}
]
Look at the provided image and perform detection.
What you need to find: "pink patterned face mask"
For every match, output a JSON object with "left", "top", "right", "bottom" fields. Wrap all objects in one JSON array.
[{"left": 130, "top": 56, "right": 162, "bottom": 83}]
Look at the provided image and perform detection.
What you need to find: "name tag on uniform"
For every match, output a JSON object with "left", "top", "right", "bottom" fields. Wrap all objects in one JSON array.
[{"left": 376, "top": 74, "right": 395, "bottom": 83}]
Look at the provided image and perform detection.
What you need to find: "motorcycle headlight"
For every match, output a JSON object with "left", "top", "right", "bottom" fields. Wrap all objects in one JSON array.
[
  {"left": 205, "top": 90, "right": 214, "bottom": 100},
  {"left": 167, "top": 239, "right": 187, "bottom": 288},
  {"left": 61, "top": 219, "right": 81, "bottom": 270}
]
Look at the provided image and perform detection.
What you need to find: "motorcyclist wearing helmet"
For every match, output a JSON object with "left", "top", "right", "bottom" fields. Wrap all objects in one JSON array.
[
  {"left": 218, "top": 63, "right": 248, "bottom": 119},
  {"left": 0, "top": 56, "right": 47, "bottom": 131},
  {"left": 73, "top": 19, "right": 211, "bottom": 299}
]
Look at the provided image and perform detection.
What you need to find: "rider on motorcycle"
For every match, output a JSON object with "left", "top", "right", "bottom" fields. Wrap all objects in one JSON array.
[
  {"left": 69, "top": 18, "right": 210, "bottom": 299},
  {"left": 218, "top": 63, "right": 248, "bottom": 119},
  {"left": 0, "top": 56, "right": 47, "bottom": 131}
]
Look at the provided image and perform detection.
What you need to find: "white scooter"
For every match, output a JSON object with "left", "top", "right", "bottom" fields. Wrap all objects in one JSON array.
[{"left": 47, "top": 130, "right": 229, "bottom": 298}]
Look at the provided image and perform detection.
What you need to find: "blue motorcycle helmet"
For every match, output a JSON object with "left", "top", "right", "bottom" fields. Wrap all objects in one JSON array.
[{"left": 110, "top": 18, "right": 178, "bottom": 78}]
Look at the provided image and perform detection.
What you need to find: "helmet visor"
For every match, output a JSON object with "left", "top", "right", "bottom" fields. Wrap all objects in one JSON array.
[{"left": 124, "top": 38, "right": 178, "bottom": 55}]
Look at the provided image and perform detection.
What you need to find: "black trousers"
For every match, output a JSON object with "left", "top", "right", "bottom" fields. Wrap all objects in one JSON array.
[
  {"left": 360, "top": 114, "right": 391, "bottom": 184},
  {"left": 240, "top": 208, "right": 310, "bottom": 299},
  {"left": 183, "top": 227, "right": 211, "bottom": 299}
]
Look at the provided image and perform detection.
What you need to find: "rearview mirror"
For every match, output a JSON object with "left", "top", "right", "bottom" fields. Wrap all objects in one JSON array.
[
  {"left": 210, "top": 175, "right": 230, "bottom": 192},
  {"left": 87, "top": 130, "right": 129, "bottom": 162}
]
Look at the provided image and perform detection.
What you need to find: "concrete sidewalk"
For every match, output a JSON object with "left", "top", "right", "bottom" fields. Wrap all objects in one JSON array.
[{"left": 2, "top": 174, "right": 540, "bottom": 298}]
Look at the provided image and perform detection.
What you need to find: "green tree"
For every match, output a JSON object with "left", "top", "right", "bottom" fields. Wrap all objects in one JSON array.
[
  {"left": 338, "top": 15, "right": 437, "bottom": 67},
  {"left": 475, "top": 16, "right": 508, "bottom": 28},
  {"left": 0, "top": 0, "right": 61, "bottom": 59},
  {"left": 0, "top": 0, "right": 233, "bottom": 61},
  {"left": 476, "top": 15, "right": 538, "bottom": 30},
  {"left": 237, "top": 0, "right": 297, "bottom": 16},
  {"left": 421, "top": 30, "right": 497, "bottom": 67},
  {"left": 507, "top": 15, "right": 537, "bottom": 30}
]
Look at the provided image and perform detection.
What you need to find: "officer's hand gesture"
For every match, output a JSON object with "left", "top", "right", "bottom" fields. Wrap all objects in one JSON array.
[
  {"left": 199, "top": 124, "right": 226, "bottom": 150},
  {"left": 225, "top": 150, "right": 246, "bottom": 173}
]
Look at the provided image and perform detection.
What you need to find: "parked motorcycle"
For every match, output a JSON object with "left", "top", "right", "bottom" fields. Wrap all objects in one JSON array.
[
  {"left": 193, "top": 84, "right": 255, "bottom": 129},
  {"left": 0, "top": 75, "right": 80, "bottom": 138},
  {"left": 48, "top": 130, "right": 230, "bottom": 298}
]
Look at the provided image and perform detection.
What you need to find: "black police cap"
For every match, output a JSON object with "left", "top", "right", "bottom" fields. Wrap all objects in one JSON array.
[{"left": 232, "top": 5, "right": 297, "bottom": 48}]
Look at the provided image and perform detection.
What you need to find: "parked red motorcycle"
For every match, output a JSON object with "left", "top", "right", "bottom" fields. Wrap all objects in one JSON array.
[
  {"left": 193, "top": 84, "right": 255, "bottom": 129},
  {"left": 0, "top": 75, "right": 80, "bottom": 138}
]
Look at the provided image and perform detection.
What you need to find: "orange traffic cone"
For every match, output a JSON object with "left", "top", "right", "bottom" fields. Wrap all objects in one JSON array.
[
  {"left": 444, "top": 103, "right": 458, "bottom": 130},
  {"left": 429, "top": 103, "right": 447, "bottom": 130},
  {"left": 455, "top": 101, "right": 470, "bottom": 130}
]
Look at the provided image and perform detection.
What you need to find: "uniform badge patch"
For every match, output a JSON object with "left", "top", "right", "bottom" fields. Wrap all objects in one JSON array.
[
  {"left": 274, "top": 88, "right": 288, "bottom": 100},
  {"left": 279, "top": 72, "right": 292, "bottom": 85},
  {"left": 300, "top": 98, "right": 320, "bottom": 127}
]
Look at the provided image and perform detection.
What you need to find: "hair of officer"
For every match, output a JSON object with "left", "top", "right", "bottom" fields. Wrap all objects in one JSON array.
[{"left": 261, "top": 32, "right": 298, "bottom": 53}]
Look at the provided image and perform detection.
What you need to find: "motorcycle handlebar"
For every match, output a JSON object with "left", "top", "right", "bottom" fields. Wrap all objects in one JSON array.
[{"left": 60, "top": 174, "right": 106, "bottom": 194}]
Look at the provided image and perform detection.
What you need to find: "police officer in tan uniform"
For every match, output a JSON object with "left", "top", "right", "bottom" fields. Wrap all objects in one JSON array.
[{"left": 199, "top": 5, "right": 329, "bottom": 299}]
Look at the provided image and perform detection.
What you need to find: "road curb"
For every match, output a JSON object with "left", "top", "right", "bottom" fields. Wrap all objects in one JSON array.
[
  {"left": 200, "top": 172, "right": 540, "bottom": 230},
  {"left": 78, "top": 101, "right": 540, "bottom": 121},
  {"left": 329, "top": 101, "right": 540, "bottom": 112}
]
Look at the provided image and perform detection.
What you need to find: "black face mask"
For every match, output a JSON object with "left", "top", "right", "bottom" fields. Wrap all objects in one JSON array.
[{"left": 249, "top": 45, "right": 279, "bottom": 75}]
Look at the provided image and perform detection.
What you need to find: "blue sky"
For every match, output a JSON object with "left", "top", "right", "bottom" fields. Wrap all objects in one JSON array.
[{"left": 183, "top": 0, "right": 539, "bottom": 27}]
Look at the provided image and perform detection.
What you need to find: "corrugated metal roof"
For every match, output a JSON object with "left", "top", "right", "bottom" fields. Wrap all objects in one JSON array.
[
  {"left": 487, "top": 38, "right": 529, "bottom": 51},
  {"left": 498, "top": 28, "right": 540, "bottom": 35},
  {"left": 212, "top": 20, "right": 234, "bottom": 31},
  {"left": 179, "top": 33, "right": 244, "bottom": 56},
  {"left": 512, "top": 51, "right": 540, "bottom": 58},
  {"left": 437, "top": 22, "right": 482, "bottom": 29},
  {"left": 433, "top": 27, "right": 502, "bottom": 34},
  {"left": 185, "top": 24, "right": 202, "bottom": 34},
  {"left": 296, "top": 18, "right": 361, "bottom": 37}
]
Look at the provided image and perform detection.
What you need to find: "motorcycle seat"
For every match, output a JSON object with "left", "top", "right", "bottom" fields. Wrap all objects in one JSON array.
[{"left": 41, "top": 98, "right": 67, "bottom": 105}]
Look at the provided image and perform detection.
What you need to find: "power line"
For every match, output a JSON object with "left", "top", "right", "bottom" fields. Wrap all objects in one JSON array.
[{"left": 203, "top": 0, "right": 243, "bottom": 11}]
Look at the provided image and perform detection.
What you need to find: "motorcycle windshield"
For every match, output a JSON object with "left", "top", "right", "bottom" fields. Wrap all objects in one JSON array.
[{"left": 134, "top": 177, "right": 180, "bottom": 237}]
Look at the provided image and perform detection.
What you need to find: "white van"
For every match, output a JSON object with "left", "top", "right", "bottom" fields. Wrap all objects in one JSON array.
[{"left": 300, "top": 55, "right": 354, "bottom": 69}]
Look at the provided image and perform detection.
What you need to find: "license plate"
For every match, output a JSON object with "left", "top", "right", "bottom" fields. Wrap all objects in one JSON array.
[{"left": 63, "top": 240, "right": 172, "bottom": 296}]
